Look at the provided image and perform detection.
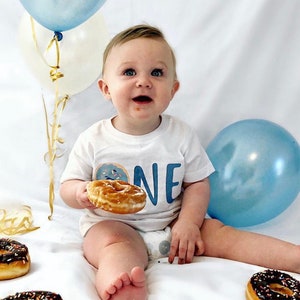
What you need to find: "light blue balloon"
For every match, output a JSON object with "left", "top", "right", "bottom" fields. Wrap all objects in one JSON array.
[
  {"left": 206, "top": 119, "right": 300, "bottom": 227},
  {"left": 20, "top": 0, "right": 106, "bottom": 32}
]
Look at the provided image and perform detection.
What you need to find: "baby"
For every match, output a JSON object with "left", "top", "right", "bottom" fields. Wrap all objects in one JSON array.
[{"left": 60, "top": 24, "right": 300, "bottom": 300}]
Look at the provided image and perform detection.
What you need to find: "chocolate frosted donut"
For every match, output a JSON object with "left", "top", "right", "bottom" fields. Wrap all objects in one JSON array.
[
  {"left": 246, "top": 269, "right": 300, "bottom": 300},
  {"left": 0, "top": 238, "right": 29, "bottom": 263},
  {"left": 0, "top": 238, "right": 30, "bottom": 280},
  {"left": 2, "top": 291, "right": 63, "bottom": 299}
]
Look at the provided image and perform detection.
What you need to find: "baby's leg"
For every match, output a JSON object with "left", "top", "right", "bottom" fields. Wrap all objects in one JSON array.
[
  {"left": 83, "top": 220, "right": 148, "bottom": 300},
  {"left": 200, "top": 218, "right": 300, "bottom": 273}
]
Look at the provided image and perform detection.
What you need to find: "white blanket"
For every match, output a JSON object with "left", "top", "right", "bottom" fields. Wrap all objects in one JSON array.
[{"left": 0, "top": 1, "right": 299, "bottom": 299}]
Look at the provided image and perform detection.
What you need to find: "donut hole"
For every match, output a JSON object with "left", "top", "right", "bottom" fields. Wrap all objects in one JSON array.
[
  {"left": 113, "top": 182, "right": 131, "bottom": 192},
  {"left": 269, "top": 283, "right": 294, "bottom": 296}
]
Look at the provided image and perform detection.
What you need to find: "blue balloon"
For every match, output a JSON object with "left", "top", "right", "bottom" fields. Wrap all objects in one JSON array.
[
  {"left": 20, "top": 0, "right": 106, "bottom": 32},
  {"left": 206, "top": 119, "right": 300, "bottom": 227}
]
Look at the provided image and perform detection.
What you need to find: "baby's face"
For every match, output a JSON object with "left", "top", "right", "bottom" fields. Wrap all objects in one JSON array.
[{"left": 99, "top": 37, "right": 179, "bottom": 128}]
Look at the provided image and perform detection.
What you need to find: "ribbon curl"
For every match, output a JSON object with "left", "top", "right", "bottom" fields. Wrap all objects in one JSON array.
[
  {"left": 31, "top": 17, "right": 70, "bottom": 219},
  {"left": 0, "top": 206, "right": 40, "bottom": 236}
]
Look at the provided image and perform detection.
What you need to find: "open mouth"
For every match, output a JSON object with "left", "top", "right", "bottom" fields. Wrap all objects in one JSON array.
[{"left": 132, "top": 95, "right": 153, "bottom": 103}]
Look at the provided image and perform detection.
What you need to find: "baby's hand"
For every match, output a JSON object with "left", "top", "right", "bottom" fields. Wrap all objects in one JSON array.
[
  {"left": 75, "top": 181, "right": 97, "bottom": 209},
  {"left": 168, "top": 219, "right": 205, "bottom": 264}
]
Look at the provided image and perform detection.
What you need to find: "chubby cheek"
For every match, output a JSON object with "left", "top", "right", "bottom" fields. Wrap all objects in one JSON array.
[
  {"left": 106, "top": 86, "right": 127, "bottom": 104},
  {"left": 156, "top": 96, "right": 172, "bottom": 113},
  {"left": 163, "top": 88, "right": 176, "bottom": 103},
  {"left": 110, "top": 93, "right": 131, "bottom": 112}
]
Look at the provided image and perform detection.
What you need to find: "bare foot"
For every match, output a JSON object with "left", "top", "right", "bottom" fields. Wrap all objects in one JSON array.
[{"left": 101, "top": 266, "right": 147, "bottom": 300}]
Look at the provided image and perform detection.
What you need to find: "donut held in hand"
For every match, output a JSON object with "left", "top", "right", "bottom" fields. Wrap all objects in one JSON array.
[
  {"left": 246, "top": 269, "right": 300, "bottom": 299},
  {"left": 87, "top": 180, "right": 146, "bottom": 214},
  {"left": 0, "top": 238, "right": 30, "bottom": 280}
]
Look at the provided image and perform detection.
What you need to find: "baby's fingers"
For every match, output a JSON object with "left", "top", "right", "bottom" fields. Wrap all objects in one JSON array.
[
  {"left": 168, "top": 238, "right": 195, "bottom": 264},
  {"left": 195, "top": 238, "right": 205, "bottom": 256},
  {"left": 184, "top": 241, "right": 196, "bottom": 263},
  {"left": 168, "top": 236, "right": 179, "bottom": 264}
]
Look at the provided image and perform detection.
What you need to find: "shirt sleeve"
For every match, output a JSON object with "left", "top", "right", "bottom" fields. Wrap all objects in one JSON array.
[
  {"left": 60, "top": 132, "right": 94, "bottom": 183},
  {"left": 183, "top": 127, "right": 215, "bottom": 183}
]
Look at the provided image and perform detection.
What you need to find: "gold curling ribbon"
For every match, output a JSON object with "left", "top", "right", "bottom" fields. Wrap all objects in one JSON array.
[
  {"left": 30, "top": 17, "right": 70, "bottom": 220},
  {"left": 0, "top": 206, "right": 40, "bottom": 236},
  {"left": 30, "top": 17, "right": 64, "bottom": 83},
  {"left": 43, "top": 93, "right": 69, "bottom": 220}
]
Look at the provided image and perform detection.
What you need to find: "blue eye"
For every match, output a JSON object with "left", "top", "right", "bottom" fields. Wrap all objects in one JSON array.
[
  {"left": 151, "top": 68, "right": 163, "bottom": 77},
  {"left": 124, "top": 68, "right": 136, "bottom": 76}
]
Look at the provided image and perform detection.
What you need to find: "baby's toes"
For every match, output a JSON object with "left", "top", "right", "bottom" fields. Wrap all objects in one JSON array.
[{"left": 119, "top": 272, "right": 131, "bottom": 287}]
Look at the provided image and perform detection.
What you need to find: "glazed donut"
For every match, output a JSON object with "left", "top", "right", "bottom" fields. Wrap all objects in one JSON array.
[
  {"left": 0, "top": 238, "right": 30, "bottom": 280},
  {"left": 2, "top": 291, "right": 63, "bottom": 299},
  {"left": 87, "top": 180, "right": 146, "bottom": 214},
  {"left": 246, "top": 269, "right": 300, "bottom": 300}
]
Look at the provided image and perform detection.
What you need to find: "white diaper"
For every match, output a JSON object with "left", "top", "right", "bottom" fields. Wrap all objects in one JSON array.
[{"left": 138, "top": 226, "right": 172, "bottom": 261}]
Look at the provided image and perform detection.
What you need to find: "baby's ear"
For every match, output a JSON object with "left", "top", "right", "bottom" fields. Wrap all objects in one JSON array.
[
  {"left": 171, "top": 80, "right": 180, "bottom": 97},
  {"left": 98, "top": 79, "right": 111, "bottom": 99}
]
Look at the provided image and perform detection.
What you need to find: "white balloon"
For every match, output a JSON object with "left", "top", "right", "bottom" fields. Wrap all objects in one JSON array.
[{"left": 19, "top": 10, "right": 109, "bottom": 96}]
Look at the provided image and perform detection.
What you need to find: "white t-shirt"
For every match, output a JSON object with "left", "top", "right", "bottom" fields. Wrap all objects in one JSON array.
[{"left": 61, "top": 114, "right": 215, "bottom": 234}]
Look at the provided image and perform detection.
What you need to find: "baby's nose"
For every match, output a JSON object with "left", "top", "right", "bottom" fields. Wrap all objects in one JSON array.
[{"left": 136, "top": 75, "right": 152, "bottom": 88}]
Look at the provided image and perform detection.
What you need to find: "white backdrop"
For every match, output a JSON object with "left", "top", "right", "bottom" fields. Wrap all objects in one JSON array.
[
  {"left": 1, "top": 1, "right": 300, "bottom": 198},
  {"left": 0, "top": 1, "right": 299, "bottom": 299}
]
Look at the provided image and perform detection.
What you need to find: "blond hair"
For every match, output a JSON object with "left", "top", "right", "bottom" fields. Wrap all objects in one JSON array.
[{"left": 102, "top": 24, "right": 177, "bottom": 78}]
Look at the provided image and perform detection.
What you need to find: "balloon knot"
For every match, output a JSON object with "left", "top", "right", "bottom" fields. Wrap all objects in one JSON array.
[{"left": 54, "top": 31, "right": 63, "bottom": 41}]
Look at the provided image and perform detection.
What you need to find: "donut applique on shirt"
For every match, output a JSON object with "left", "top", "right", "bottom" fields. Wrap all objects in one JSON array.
[{"left": 95, "top": 163, "right": 129, "bottom": 182}]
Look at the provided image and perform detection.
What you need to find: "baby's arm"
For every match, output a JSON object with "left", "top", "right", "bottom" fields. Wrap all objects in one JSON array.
[
  {"left": 168, "top": 178, "right": 210, "bottom": 264},
  {"left": 60, "top": 179, "right": 96, "bottom": 210}
]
